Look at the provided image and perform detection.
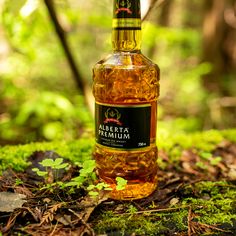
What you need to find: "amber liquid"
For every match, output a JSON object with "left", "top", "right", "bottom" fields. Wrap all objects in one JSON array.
[{"left": 93, "top": 52, "right": 160, "bottom": 200}]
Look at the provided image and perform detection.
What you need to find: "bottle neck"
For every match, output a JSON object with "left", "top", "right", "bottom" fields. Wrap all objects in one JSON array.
[{"left": 112, "top": 0, "right": 142, "bottom": 52}]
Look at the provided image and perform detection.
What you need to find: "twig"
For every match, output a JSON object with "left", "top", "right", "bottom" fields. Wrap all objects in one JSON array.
[
  {"left": 117, "top": 205, "right": 190, "bottom": 215},
  {"left": 197, "top": 222, "right": 229, "bottom": 233},
  {"left": 69, "top": 209, "right": 95, "bottom": 236},
  {"left": 187, "top": 207, "right": 192, "bottom": 236},
  {"left": 2, "top": 210, "right": 22, "bottom": 233},
  {"left": 49, "top": 221, "right": 58, "bottom": 236},
  {"left": 142, "top": 0, "right": 166, "bottom": 21},
  {"left": 187, "top": 207, "right": 229, "bottom": 235},
  {"left": 43, "top": 0, "right": 93, "bottom": 115}
]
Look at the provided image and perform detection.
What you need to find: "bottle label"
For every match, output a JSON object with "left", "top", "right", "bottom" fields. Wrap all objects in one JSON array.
[
  {"left": 95, "top": 103, "right": 151, "bottom": 149},
  {"left": 113, "top": 0, "right": 141, "bottom": 30}
]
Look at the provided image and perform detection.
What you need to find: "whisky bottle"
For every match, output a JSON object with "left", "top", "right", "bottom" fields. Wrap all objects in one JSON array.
[{"left": 93, "top": 0, "right": 160, "bottom": 200}]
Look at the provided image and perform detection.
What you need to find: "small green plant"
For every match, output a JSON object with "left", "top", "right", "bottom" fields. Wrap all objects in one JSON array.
[
  {"left": 87, "top": 182, "right": 112, "bottom": 197},
  {"left": 32, "top": 168, "right": 48, "bottom": 177},
  {"left": 32, "top": 158, "right": 101, "bottom": 195},
  {"left": 15, "top": 178, "right": 24, "bottom": 186},
  {"left": 127, "top": 204, "right": 138, "bottom": 214},
  {"left": 63, "top": 160, "right": 96, "bottom": 189},
  {"left": 196, "top": 161, "right": 207, "bottom": 170},
  {"left": 116, "top": 177, "right": 127, "bottom": 191},
  {"left": 200, "top": 152, "right": 212, "bottom": 160},
  {"left": 210, "top": 156, "right": 222, "bottom": 166},
  {"left": 79, "top": 160, "right": 96, "bottom": 177},
  {"left": 41, "top": 158, "right": 69, "bottom": 169},
  {"left": 32, "top": 157, "right": 69, "bottom": 181}
]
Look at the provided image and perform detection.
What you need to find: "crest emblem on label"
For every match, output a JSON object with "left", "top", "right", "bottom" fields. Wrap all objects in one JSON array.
[
  {"left": 104, "top": 108, "right": 123, "bottom": 126},
  {"left": 116, "top": 0, "right": 132, "bottom": 15},
  {"left": 113, "top": 0, "right": 141, "bottom": 20}
]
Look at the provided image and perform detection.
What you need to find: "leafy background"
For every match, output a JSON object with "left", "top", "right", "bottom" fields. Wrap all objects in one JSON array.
[{"left": 0, "top": 0, "right": 235, "bottom": 145}]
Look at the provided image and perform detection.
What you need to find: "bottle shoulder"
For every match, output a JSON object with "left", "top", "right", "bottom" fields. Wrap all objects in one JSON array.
[
  {"left": 94, "top": 52, "right": 159, "bottom": 71},
  {"left": 93, "top": 51, "right": 160, "bottom": 103}
]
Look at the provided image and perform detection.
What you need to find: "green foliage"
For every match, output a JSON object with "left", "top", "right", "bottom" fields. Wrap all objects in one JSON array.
[
  {"left": 0, "top": 138, "right": 94, "bottom": 174},
  {"left": 210, "top": 156, "right": 222, "bottom": 166},
  {"left": 29, "top": 154, "right": 110, "bottom": 195},
  {"left": 181, "top": 182, "right": 236, "bottom": 225},
  {"left": 94, "top": 181, "right": 236, "bottom": 235},
  {"left": 0, "top": 129, "right": 235, "bottom": 234},
  {"left": 196, "top": 161, "right": 207, "bottom": 170},
  {"left": 15, "top": 178, "right": 24, "bottom": 186},
  {"left": 40, "top": 158, "right": 69, "bottom": 169},
  {"left": 31, "top": 155, "right": 111, "bottom": 196},
  {"left": 0, "top": 86, "right": 92, "bottom": 143},
  {"left": 79, "top": 160, "right": 96, "bottom": 176},
  {"left": 94, "top": 210, "right": 163, "bottom": 236},
  {"left": 0, "top": 0, "right": 235, "bottom": 145},
  {"left": 143, "top": 23, "right": 210, "bottom": 130},
  {"left": 87, "top": 182, "right": 112, "bottom": 197},
  {"left": 32, "top": 157, "right": 69, "bottom": 184},
  {"left": 15, "top": 92, "right": 76, "bottom": 140},
  {"left": 0, "top": 129, "right": 235, "bottom": 174},
  {"left": 221, "top": 129, "right": 236, "bottom": 143},
  {"left": 156, "top": 128, "right": 236, "bottom": 167},
  {"left": 32, "top": 168, "right": 47, "bottom": 177},
  {"left": 115, "top": 177, "right": 128, "bottom": 191},
  {"left": 64, "top": 160, "right": 96, "bottom": 189},
  {"left": 126, "top": 204, "right": 138, "bottom": 214},
  {"left": 158, "top": 129, "right": 236, "bottom": 154},
  {"left": 32, "top": 157, "right": 94, "bottom": 192},
  {"left": 0, "top": 0, "right": 93, "bottom": 144}
]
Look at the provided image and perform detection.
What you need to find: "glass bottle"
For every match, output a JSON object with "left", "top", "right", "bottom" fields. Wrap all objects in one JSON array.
[{"left": 93, "top": 0, "right": 160, "bottom": 200}]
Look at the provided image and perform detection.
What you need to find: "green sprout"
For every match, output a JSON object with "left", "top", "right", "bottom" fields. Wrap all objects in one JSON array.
[
  {"left": 15, "top": 178, "right": 24, "bottom": 186},
  {"left": 32, "top": 157, "right": 69, "bottom": 180},
  {"left": 116, "top": 177, "right": 127, "bottom": 191},
  {"left": 87, "top": 182, "right": 112, "bottom": 197}
]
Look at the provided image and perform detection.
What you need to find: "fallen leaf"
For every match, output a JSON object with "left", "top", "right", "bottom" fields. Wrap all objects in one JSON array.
[
  {"left": 0, "top": 192, "right": 27, "bottom": 212},
  {"left": 57, "top": 214, "right": 72, "bottom": 226},
  {"left": 228, "top": 168, "right": 236, "bottom": 180},
  {"left": 75, "top": 190, "right": 109, "bottom": 223},
  {"left": 170, "top": 197, "right": 179, "bottom": 206}
]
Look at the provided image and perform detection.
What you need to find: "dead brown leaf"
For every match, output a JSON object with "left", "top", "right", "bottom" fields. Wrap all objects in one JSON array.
[{"left": 0, "top": 192, "right": 27, "bottom": 212}]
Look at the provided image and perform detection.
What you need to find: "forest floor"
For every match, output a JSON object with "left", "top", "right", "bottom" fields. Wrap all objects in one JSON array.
[{"left": 0, "top": 130, "right": 236, "bottom": 236}]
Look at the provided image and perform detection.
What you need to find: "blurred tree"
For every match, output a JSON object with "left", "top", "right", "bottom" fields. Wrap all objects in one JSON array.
[
  {"left": 44, "top": 0, "right": 93, "bottom": 114},
  {"left": 0, "top": 0, "right": 235, "bottom": 145},
  {"left": 202, "top": 0, "right": 236, "bottom": 94},
  {"left": 201, "top": 0, "right": 236, "bottom": 128},
  {"left": 146, "top": 0, "right": 173, "bottom": 59}
]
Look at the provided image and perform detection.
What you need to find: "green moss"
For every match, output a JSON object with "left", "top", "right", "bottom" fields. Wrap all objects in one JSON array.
[
  {"left": 1, "top": 129, "right": 235, "bottom": 173},
  {"left": 94, "top": 208, "right": 191, "bottom": 235},
  {"left": 158, "top": 129, "right": 236, "bottom": 152},
  {"left": 0, "top": 138, "right": 94, "bottom": 173},
  {"left": 94, "top": 211, "right": 168, "bottom": 236},
  {"left": 157, "top": 129, "right": 236, "bottom": 164},
  {"left": 222, "top": 129, "right": 236, "bottom": 143},
  {"left": 92, "top": 181, "right": 236, "bottom": 235},
  {"left": 0, "top": 129, "right": 236, "bottom": 235},
  {"left": 181, "top": 181, "right": 236, "bottom": 226}
]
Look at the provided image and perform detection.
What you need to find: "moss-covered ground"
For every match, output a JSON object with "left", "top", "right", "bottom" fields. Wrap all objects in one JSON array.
[{"left": 0, "top": 129, "right": 236, "bottom": 235}]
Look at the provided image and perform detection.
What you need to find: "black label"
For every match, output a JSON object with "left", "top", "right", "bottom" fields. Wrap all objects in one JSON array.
[
  {"left": 113, "top": 0, "right": 141, "bottom": 19},
  {"left": 95, "top": 103, "right": 151, "bottom": 149}
]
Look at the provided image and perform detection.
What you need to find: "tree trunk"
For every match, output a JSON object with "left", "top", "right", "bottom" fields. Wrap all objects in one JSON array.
[
  {"left": 147, "top": 0, "right": 173, "bottom": 59},
  {"left": 201, "top": 0, "right": 236, "bottom": 95}
]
